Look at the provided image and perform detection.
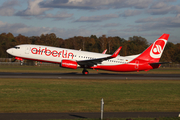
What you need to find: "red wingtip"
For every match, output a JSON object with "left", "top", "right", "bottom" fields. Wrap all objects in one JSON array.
[{"left": 158, "top": 33, "right": 170, "bottom": 40}]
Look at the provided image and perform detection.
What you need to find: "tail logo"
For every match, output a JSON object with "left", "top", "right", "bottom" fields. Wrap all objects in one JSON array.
[
  {"left": 150, "top": 39, "right": 166, "bottom": 58},
  {"left": 153, "top": 45, "right": 162, "bottom": 54}
]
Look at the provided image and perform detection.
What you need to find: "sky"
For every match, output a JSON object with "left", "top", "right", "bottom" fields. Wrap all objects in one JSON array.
[{"left": 0, "top": 0, "right": 180, "bottom": 43}]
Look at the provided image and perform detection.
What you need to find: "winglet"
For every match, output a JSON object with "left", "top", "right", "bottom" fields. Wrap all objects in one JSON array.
[
  {"left": 111, "top": 46, "right": 122, "bottom": 58},
  {"left": 102, "top": 49, "right": 107, "bottom": 54}
]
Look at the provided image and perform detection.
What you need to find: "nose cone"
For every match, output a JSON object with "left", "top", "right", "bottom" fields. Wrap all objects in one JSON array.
[{"left": 6, "top": 48, "right": 12, "bottom": 54}]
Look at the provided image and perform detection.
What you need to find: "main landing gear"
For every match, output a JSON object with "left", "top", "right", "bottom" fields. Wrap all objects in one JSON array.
[
  {"left": 20, "top": 60, "right": 24, "bottom": 66},
  {"left": 82, "top": 68, "right": 89, "bottom": 75}
]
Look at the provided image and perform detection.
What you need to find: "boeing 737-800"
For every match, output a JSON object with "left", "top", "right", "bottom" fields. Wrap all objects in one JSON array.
[{"left": 6, "top": 33, "right": 169, "bottom": 74}]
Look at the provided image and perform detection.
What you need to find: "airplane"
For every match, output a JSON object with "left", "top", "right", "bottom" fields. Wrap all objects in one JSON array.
[{"left": 6, "top": 33, "right": 169, "bottom": 75}]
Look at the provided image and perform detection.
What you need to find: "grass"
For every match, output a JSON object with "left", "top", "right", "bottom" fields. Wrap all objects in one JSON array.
[
  {"left": 0, "top": 65, "right": 180, "bottom": 120},
  {"left": 0, "top": 79, "right": 180, "bottom": 113}
]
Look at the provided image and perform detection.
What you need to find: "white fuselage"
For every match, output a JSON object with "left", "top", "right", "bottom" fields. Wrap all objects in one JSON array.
[{"left": 7, "top": 44, "right": 138, "bottom": 66}]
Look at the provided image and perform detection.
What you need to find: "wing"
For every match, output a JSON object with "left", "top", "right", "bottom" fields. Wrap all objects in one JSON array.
[{"left": 77, "top": 47, "right": 122, "bottom": 67}]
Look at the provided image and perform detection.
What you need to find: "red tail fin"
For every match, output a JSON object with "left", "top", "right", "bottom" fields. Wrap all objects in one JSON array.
[{"left": 131, "top": 33, "right": 169, "bottom": 63}]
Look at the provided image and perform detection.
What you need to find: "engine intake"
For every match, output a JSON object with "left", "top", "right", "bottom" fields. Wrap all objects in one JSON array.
[{"left": 60, "top": 60, "right": 78, "bottom": 69}]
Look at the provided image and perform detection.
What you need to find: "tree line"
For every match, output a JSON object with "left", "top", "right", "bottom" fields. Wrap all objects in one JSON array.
[{"left": 0, "top": 33, "right": 179, "bottom": 63}]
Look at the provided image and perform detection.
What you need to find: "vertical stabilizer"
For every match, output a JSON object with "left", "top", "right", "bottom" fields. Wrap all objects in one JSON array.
[{"left": 130, "top": 33, "right": 169, "bottom": 63}]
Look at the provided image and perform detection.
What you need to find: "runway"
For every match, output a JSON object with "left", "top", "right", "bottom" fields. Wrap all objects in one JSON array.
[
  {"left": 0, "top": 72, "right": 180, "bottom": 80},
  {"left": 0, "top": 112, "right": 179, "bottom": 120}
]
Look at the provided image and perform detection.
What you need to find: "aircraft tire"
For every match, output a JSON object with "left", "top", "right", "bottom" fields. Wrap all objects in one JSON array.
[{"left": 82, "top": 69, "right": 89, "bottom": 75}]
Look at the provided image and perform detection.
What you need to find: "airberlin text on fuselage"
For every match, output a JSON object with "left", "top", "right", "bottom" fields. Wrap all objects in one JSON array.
[{"left": 31, "top": 47, "right": 74, "bottom": 59}]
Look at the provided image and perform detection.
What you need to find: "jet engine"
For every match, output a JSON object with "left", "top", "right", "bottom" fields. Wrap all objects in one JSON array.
[{"left": 60, "top": 60, "right": 78, "bottom": 69}]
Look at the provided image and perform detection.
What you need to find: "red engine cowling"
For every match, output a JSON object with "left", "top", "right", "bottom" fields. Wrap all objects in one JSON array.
[
  {"left": 15, "top": 57, "right": 23, "bottom": 61},
  {"left": 61, "top": 60, "right": 78, "bottom": 69}
]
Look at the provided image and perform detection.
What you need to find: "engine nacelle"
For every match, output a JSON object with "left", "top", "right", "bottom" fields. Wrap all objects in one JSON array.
[{"left": 60, "top": 60, "right": 78, "bottom": 69}]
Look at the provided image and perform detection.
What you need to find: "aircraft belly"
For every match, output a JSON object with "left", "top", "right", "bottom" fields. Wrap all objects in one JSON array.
[{"left": 97, "top": 63, "right": 153, "bottom": 72}]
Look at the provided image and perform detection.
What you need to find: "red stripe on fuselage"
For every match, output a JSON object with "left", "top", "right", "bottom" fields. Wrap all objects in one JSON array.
[
  {"left": 17, "top": 56, "right": 161, "bottom": 71},
  {"left": 91, "top": 63, "right": 159, "bottom": 72}
]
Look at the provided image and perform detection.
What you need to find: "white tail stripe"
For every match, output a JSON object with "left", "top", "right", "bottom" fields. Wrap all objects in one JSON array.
[{"left": 156, "top": 45, "right": 162, "bottom": 53}]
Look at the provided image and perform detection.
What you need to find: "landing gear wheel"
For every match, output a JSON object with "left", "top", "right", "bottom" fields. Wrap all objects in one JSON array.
[
  {"left": 20, "top": 60, "right": 24, "bottom": 66},
  {"left": 82, "top": 69, "right": 89, "bottom": 75}
]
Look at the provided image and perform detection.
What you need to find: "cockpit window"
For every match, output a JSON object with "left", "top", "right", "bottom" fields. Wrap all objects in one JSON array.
[{"left": 14, "top": 47, "right": 20, "bottom": 49}]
